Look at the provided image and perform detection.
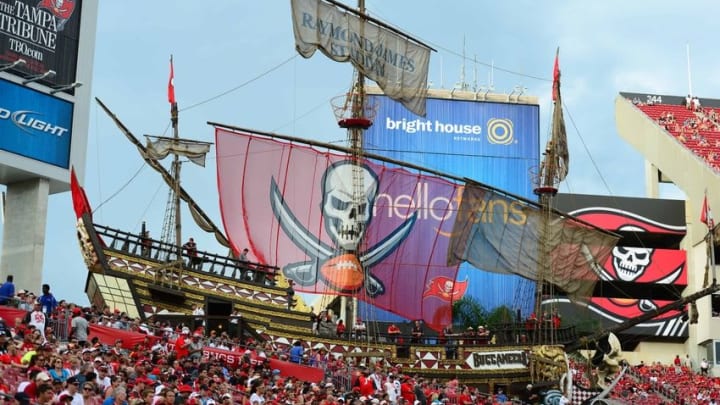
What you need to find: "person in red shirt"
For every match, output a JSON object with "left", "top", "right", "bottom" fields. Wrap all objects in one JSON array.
[
  {"left": 400, "top": 376, "right": 415, "bottom": 403},
  {"left": 0, "top": 344, "right": 22, "bottom": 365},
  {"left": 23, "top": 370, "right": 52, "bottom": 400},
  {"left": 336, "top": 320, "right": 346, "bottom": 338},
  {"left": 457, "top": 386, "right": 473, "bottom": 405},
  {"left": 552, "top": 308, "right": 562, "bottom": 329},
  {"left": 387, "top": 323, "right": 401, "bottom": 343},
  {"left": 174, "top": 328, "right": 191, "bottom": 359},
  {"left": 356, "top": 370, "right": 375, "bottom": 397}
]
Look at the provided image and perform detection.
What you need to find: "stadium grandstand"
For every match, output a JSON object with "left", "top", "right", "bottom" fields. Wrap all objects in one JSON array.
[
  {"left": 616, "top": 92, "right": 720, "bottom": 368},
  {"left": 2, "top": 93, "right": 720, "bottom": 404}
]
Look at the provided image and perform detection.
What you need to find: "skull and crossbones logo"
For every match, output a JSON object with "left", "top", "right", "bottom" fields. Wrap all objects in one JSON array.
[
  {"left": 270, "top": 160, "right": 417, "bottom": 297},
  {"left": 611, "top": 226, "right": 654, "bottom": 282}
]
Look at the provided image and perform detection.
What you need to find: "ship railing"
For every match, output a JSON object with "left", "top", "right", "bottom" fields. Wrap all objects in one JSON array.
[
  {"left": 316, "top": 322, "right": 576, "bottom": 348},
  {"left": 93, "top": 223, "right": 279, "bottom": 287},
  {"left": 145, "top": 313, "right": 263, "bottom": 343}
]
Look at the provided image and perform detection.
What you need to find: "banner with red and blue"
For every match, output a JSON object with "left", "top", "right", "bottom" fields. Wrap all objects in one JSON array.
[{"left": 215, "top": 128, "right": 465, "bottom": 330}]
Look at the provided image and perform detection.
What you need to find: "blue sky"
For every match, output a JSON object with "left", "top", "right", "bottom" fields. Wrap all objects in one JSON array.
[{"left": 36, "top": 1, "right": 720, "bottom": 305}]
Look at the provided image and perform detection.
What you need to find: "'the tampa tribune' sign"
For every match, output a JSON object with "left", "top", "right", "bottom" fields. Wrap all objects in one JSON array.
[{"left": 0, "top": 0, "right": 82, "bottom": 89}]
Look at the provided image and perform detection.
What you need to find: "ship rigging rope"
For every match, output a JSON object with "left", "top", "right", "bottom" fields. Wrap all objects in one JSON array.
[
  {"left": 179, "top": 54, "right": 299, "bottom": 113},
  {"left": 91, "top": 162, "right": 147, "bottom": 214}
]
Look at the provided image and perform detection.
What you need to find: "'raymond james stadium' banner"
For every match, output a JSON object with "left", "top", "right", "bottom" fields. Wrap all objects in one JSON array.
[
  {"left": 0, "top": 0, "right": 83, "bottom": 88},
  {"left": 291, "top": 0, "right": 430, "bottom": 116},
  {"left": 215, "top": 128, "right": 466, "bottom": 331}
]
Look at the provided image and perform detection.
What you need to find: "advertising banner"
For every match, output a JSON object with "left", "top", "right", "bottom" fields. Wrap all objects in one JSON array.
[
  {"left": 0, "top": 0, "right": 82, "bottom": 88},
  {"left": 89, "top": 324, "right": 160, "bottom": 349},
  {"left": 465, "top": 350, "right": 529, "bottom": 371},
  {"left": 0, "top": 78, "right": 73, "bottom": 167},
  {"left": 561, "top": 200, "right": 689, "bottom": 338},
  {"left": 197, "top": 346, "right": 325, "bottom": 382},
  {"left": 363, "top": 95, "right": 540, "bottom": 318},
  {"left": 215, "top": 128, "right": 465, "bottom": 331}
]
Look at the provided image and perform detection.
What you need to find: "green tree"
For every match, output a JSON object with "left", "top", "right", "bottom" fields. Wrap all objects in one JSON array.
[
  {"left": 486, "top": 305, "right": 515, "bottom": 327},
  {"left": 452, "top": 295, "right": 488, "bottom": 329}
]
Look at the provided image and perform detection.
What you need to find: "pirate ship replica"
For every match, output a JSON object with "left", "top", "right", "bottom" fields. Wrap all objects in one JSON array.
[{"left": 72, "top": 0, "right": 720, "bottom": 401}]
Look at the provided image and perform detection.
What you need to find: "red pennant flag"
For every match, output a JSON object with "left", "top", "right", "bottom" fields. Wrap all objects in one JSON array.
[
  {"left": 168, "top": 56, "right": 176, "bottom": 105},
  {"left": 701, "top": 194, "right": 714, "bottom": 228},
  {"left": 552, "top": 49, "right": 560, "bottom": 101},
  {"left": 70, "top": 167, "right": 92, "bottom": 219}
]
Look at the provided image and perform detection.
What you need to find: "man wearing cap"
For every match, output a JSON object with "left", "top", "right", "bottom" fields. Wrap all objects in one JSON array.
[
  {"left": 28, "top": 302, "right": 47, "bottom": 342},
  {"left": 384, "top": 374, "right": 399, "bottom": 404},
  {"left": 520, "top": 384, "right": 539, "bottom": 405},
  {"left": 95, "top": 362, "right": 112, "bottom": 391},
  {"left": 58, "top": 392, "right": 75, "bottom": 404},
  {"left": 70, "top": 308, "right": 89, "bottom": 348},
  {"left": 151, "top": 336, "right": 170, "bottom": 356},
  {"left": 59, "top": 375, "right": 83, "bottom": 405},
  {"left": 23, "top": 370, "right": 52, "bottom": 400},
  {"left": 174, "top": 328, "right": 191, "bottom": 360},
  {"left": 188, "top": 333, "right": 204, "bottom": 361},
  {"left": 177, "top": 384, "right": 194, "bottom": 402},
  {"left": 400, "top": 376, "right": 415, "bottom": 404},
  {"left": 14, "top": 289, "right": 29, "bottom": 310},
  {"left": 128, "top": 377, "right": 149, "bottom": 400}
]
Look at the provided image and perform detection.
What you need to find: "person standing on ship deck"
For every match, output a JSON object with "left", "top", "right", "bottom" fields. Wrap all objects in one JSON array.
[{"left": 182, "top": 238, "right": 200, "bottom": 270}]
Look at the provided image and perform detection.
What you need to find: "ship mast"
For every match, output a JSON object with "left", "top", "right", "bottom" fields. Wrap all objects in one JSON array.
[
  {"left": 171, "top": 62, "right": 183, "bottom": 285},
  {"left": 331, "top": 0, "right": 374, "bottom": 339},
  {"left": 291, "top": 0, "right": 432, "bottom": 336},
  {"left": 148, "top": 56, "right": 212, "bottom": 288},
  {"left": 533, "top": 49, "right": 569, "bottom": 343}
]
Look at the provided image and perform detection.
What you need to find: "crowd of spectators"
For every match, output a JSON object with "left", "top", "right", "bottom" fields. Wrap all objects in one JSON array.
[
  {"left": 620, "top": 360, "right": 720, "bottom": 405},
  {"left": 0, "top": 276, "right": 532, "bottom": 405},
  {"left": 631, "top": 95, "right": 720, "bottom": 171},
  {"left": 6, "top": 273, "right": 720, "bottom": 405},
  {"left": 569, "top": 356, "right": 720, "bottom": 405}
]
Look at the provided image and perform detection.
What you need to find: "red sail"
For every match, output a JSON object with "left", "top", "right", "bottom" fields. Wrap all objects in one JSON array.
[{"left": 215, "top": 128, "right": 463, "bottom": 330}]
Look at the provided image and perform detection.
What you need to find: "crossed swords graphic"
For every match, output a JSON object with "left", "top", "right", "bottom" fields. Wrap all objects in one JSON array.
[{"left": 270, "top": 178, "right": 417, "bottom": 297}]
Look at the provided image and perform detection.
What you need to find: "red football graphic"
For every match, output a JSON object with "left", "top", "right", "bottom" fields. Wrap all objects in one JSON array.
[{"left": 320, "top": 254, "right": 364, "bottom": 292}]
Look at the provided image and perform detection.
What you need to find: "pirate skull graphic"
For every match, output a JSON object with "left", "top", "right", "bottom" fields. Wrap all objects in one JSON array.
[
  {"left": 611, "top": 225, "right": 654, "bottom": 282},
  {"left": 270, "top": 160, "right": 417, "bottom": 297},
  {"left": 321, "top": 161, "right": 378, "bottom": 251}
]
